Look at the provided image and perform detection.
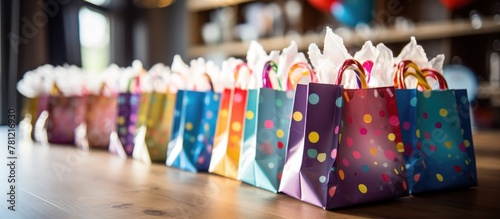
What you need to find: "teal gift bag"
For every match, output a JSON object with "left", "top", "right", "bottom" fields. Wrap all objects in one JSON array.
[
  {"left": 395, "top": 61, "right": 477, "bottom": 194},
  {"left": 238, "top": 61, "right": 312, "bottom": 192},
  {"left": 166, "top": 89, "right": 220, "bottom": 173}
]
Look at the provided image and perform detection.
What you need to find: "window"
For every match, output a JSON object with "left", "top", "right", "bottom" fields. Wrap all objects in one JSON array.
[{"left": 79, "top": 2, "right": 111, "bottom": 72}]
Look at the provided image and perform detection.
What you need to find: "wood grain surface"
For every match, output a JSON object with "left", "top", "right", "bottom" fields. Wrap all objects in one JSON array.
[{"left": 1, "top": 128, "right": 499, "bottom": 218}]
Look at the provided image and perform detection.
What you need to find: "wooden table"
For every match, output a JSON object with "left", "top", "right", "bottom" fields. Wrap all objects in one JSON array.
[{"left": 1, "top": 128, "right": 499, "bottom": 218}]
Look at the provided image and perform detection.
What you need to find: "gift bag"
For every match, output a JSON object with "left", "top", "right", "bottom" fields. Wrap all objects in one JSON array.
[
  {"left": 238, "top": 61, "right": 305, "bottom": 192},
  {"left": 17, "top": 69, "right": 52, "bottom": 142},
  {"left": 114, "top": 92, "right": 140, "bottom": 156},
  {"left": 167, "top": 85, "right": 220, "bottom": 172},
  {"left": 132, "top": 92, "right": 154, "bottom": 163},
  {"left": 20, "top": 96, "right": 49, "bottom": 141},
  {"left": 395, "top": 61, "right": 477, "bottom": 194},
  {"left": 114, "top": 75, "right": 142, "bottom": 156},
  {"left": 133, "top": 70, "right": 178, "bottom": 163},
  {"left": 46, "top": 87, "right": 88, "bottom": 145},
  {"left": 85, "top": 85, "right": 118, "bottom": 149},
  {"left": 208, "top": 64, "right": 251, "bottom": 178},
  {"left": 144, "top": 92, "right": 177, "bottom": 162},
  {"left": 280, "top": 59, "right": 408, "bottom": 209}
]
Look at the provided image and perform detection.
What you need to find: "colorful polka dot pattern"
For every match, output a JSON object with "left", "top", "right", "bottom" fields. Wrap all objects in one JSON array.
[
  {"left": 400, "top": 89, "right": 477, "bottom": 194},
  {"left": 167, "top": 90, "right": 220, "bottom": 172},
  {"left": 209, "top": 88, "right": 248, "bottom": 179},
  {"left": 47, "top": 95, "right": 87, "bottom": 145},
  {"left": 116, "top": 93, "right": 140, "bottom": 156},
  {"left": 85, "top": 95, "right": 117, "bottom": 149},
  {"left": 239, "top": 89, "right": 260, "bottom": 185},
  {"left": 325, "top": 87, "right": 407, "bottom": 208},
  {"left": 239, "top": 88, "right": 294, "bottom": 192},
  {"left": 280, "top": 83, "right": 344, "bottom": 207},
  {"left": 136, "top": 92, "right": 152, "bottom": 127},
  {"left": 143, "top": 92, "right": 177, "bottom": 162}
]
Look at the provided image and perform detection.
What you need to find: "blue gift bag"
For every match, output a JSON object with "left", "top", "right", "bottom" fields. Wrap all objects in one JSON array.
[
  {"left": 395, "top": 61, "right": 477, "bottom": 194},
  {"left": 237, "top": 88, "right": 294, "bottom": 192},
  {"left": 166, "top": 90, "right": 220, "bottom": 172}
]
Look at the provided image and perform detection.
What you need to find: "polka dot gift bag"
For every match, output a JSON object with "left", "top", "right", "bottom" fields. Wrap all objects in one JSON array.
[
  {"left": 166, "top": 60, "right": 221, "bottom": 172},
  {"left": 132, "top": 64, "right": 178, "bottom": 164},
  {"left": 237, "top": 60, "right": 308, "bottom": 192},
  {"left": 46, "top": 69, "right": 88, "bottom": 146},
  {"left": 280, "top": 59, "right": 409, "bottom": 209},
  {"left": 209, "top": 62, "right": 252, "bottom": 179},
  {"left": 395, "top": 61, "right": 477, "bottom": 194},
  {"left": 111, "top": 72, "right": 142, "bottom": 157},
  {"left": 85, "top": 82, "right": 118, "bottom": 150}
]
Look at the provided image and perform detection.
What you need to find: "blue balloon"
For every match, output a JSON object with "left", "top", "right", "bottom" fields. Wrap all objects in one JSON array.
[
  {"left": 443, "top": 64, "right": 479, "bottom": 102},
  {"left": 331, "top": 0, "right": 373, "bottom": 27}
]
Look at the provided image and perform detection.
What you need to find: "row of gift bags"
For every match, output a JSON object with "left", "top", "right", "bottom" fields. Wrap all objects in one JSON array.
[
  {"left": 278, "top": 59, "right": 477, "bottom": 209},
  {"left": 159, "top": 59, "right": 476, "bottom": 208},
  {"left": 21, "top": 59, "right": 477, "bottom": 209},
  {"left": 22, "top": 85, "right": 117, "bottom": 149}
]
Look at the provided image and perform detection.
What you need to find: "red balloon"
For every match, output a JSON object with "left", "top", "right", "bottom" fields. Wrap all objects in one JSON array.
[
  {"left": 308, "top": 0, "right": 338, "bottom": 13},
  {"left": 439, "top": 0, "right": 473, "bottom": 10}
]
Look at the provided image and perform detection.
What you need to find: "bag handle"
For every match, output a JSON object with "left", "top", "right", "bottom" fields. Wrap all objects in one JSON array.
[
  {"left": 395, "top": 60, "right": 431, "bottom": 90},
  {"left": 287, "top": 62, "right": 318, "bottom": 90},
  {"left": 50, "top": 84, "right": 62, "bottom": 96},
  {"left": 127, "top": 70, "right": 146, "bottom": 93},
  {"left": 336, "top": 59, "right": 368, "bottom": 89},
  {"left": 234, "top": 62, "right": 252, "bottom": 89},
  {"left": 192, "top": 73, "right": 215, "bottom": 92},
  {"left": 422, "top": 68, "right": 449, "bottom": 89},
  {"left": 99, "top": 82, "right": 116, "bottom": 96},
  {"left": 395, "top": 60, "right": 433, "bottom": 90},
  {"left": 263, "top": 61, "right": 283, "bottom": 89},
  {"left": 363, "top": 60, "right": 374, "bottom": 83}
]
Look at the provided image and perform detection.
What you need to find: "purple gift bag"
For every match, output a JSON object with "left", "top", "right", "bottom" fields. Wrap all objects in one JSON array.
[
  {"left": 46, "top": 94, "right": 88, "bottom": 145},
  {"left": 280, "top": 59, "right": 408, "bottom": 209},
  {"left": 279, "top": 82, "right": 343, "bottom": 206},
  {"left": 116, "top": 93, "right": 140, "bottom": 156}
]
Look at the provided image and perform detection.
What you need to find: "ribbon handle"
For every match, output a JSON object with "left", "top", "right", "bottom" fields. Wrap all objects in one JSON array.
[
  {"left": 287, "top": 62, "right": 318, "bottom": 90},
  {"left": 395, "top": 60, "right": 446, "bottom": 90},
  {"left": 263, "top": 61, "right": 283, "bottom": 89},
  {"left": 50, "top": 84, "right": 62, "bottom": 96},
  {"left": 127, "top": 70, "right": 145, "bottom": 93},
  {"left": 336, "top": 59, "right": 368, "bottom": 89},
  {"left": 234, "top": 62, "right": 252, "bottom": 89},
  {"left": 204, "top": 73, "right": 215, "bottom": 92},
  {"left": 422, "top": 68, "right": 449, "bottom": 90},
  {"left": 99, "top": 81, "right": 116, "bottom": 96},
  {"left": 192, "top": 73, "right": 215, "bottom": 92}
]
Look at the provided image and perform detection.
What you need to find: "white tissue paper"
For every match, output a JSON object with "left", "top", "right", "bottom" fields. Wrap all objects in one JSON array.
[
  {"left": 223, "top": 57, "right": 257, "bottom": 90},
  {"left": 396, "top": 37, "right": 445, "bottom": 89},
  {"left": 187, "top": 57, "right": 221, "bottom": 92},
  {"left": 145, "top": 63, "right": 173, "bottom": 93},
  {"left": 309, "top": 27, "right": 359, "bottom": 88},
  {"left": 171, "top": 55, "right": 195, "bottom": 92},
  {"left": 246, "top": 41, "right": 280, "bottom": 89},
  {"left": 17, "top": 64, "right": 55, "bottom": 98},
  {"left": 353, "top": 41, "right": 398, "bottom": 88},
  {"left": 86, "top": 64, "right": 120, "bottom": 97},
  {"left": 117, "top": 65, "right": 141, "bottom": 93},
  {"left": 277, "top": 41, "right": 311, "bottom": 90},
  {"left": 52, "top": 65, "right": 88, "bottom": 96}
]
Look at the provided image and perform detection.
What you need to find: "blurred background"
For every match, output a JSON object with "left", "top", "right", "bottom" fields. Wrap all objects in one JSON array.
[{"left": 1, "top": 0, "right": 500, "bottom": 130}]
